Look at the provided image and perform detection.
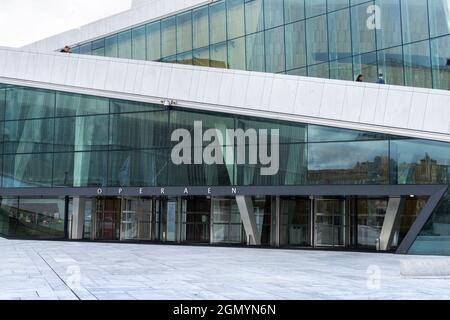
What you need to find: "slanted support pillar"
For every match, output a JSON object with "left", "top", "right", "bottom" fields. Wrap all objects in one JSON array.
[
  {"left": 236, "top": 196, "right": 261, "bottom": 245},
  {"left": 378, "top": 197, "right": 405, "bottom": 251},
  {"left": 71, "top": 197, "right": 85, "bottom": 240}
]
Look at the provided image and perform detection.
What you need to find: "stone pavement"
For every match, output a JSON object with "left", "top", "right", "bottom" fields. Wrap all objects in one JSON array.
[{"left": 0, "top": 238, "right": 449, "bottom": 300}]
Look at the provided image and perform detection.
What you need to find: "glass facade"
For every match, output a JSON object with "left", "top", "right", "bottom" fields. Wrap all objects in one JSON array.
[
  {"left": 1, "top": 82, "right": 450, "bottom": 253},
  {"left": 69, "top": 0, "right": 450, "bottom": 90}
]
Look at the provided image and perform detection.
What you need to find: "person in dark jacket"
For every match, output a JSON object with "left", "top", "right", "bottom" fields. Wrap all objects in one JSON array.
[
  {"left": 376, "top": 73, "right": 385, "bottom": 84},
  {"left": 356, "top": 74, "right": 364, "bottom": 82},
  {"left": 60, "top": 46, "right": 71, "bottom": 53}
]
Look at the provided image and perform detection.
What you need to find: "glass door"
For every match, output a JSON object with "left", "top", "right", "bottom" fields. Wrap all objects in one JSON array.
[
  {"left": 120, "top": 198, "right": 158, "bottom": 241},
  {"left": 95, "top": 198, "right": 121, "bottom": 240},
  {"left": 182, "top": 197, "right": 211, "bottom": 243},
  {"left": 314, "top": 199, "right": 346, "bottom": 247}
]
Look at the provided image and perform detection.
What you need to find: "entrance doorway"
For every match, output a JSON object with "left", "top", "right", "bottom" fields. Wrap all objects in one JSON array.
[
  {"left": 314, "top": 198, "right": 347, "bottom": 247},
  {"left": 95, "top": 198, "right": 121, "bottom": 240},
  {"left": 182, "top": 198, "right": 211, "bottom": 243}
]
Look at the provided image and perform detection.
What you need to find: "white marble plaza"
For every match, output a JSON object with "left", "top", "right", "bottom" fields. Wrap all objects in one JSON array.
[{"left": 0, "top": 238, "right": 449, "bottom": 300}]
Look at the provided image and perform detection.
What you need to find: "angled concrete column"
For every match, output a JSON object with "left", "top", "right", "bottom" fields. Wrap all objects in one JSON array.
[
  {"left": 71, "top": 197, "right": 85, "bottom": 240},
  {"left": 236, "top": 196, "right": 261, "bottom": 245},
  {"left": 378, "top": 197, "right": 405, "bottom": 251}
]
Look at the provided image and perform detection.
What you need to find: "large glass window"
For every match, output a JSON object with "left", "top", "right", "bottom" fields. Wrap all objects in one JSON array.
[
  {"left": 117, "top": 30, "right": 132, "bottom": 59},
  {"left": 428, "top": 0, "right": 450, "bottom": 38},
  {"left": 401, "top": 0, "right": 429, "bottom": 43},
  {"left": 146, "top": 22, "right": 161, "bottom": 61},
  {"left": 375, "top": 0, "right": 402, "bottom": 50},
  {"left": 210, "top": 42, "right": 227, "bottom": 68},
  {"left": 264, "top": 0, "right": 284, "bottom": 29},
  {"left": 212, "top": 198, "right": 242, "bottom": 244},
  {"left": 4, "top": 118, "right": 54, "bottom": 154},
  {"left": 351, "top": 3, "right": 376, "bottom": 54},
  {"left": 209, "top": 0, "right": 226, "bottom": 44},
  {"left": 265, "top": 26, "right": 285, "bottom": 73},
  {"left": 245, "top": 0, "right": 264, "bottom": 34},
  {"left": 193, "top": 6, "right": 209, "bottom": 49},
  {"left": 132, "top": 26, "right": 146, "bottom": 60},
  {"left": 228, "top": 37, "right": 246, "bottom": 70},
  {"left": 2, "top": 153, "right": 53, "bottom": 187},
  {"left": 285, "top": 21, "right": 307, "bottom": 70},
  {"left": 308, "top": 141, "right": 390, "bottom": 184},
  {"left": 56, "top": 92, "right": 109, "bottom": 117},
  {"left": 108, "top": 149, "right": 168, "bottom": 187},
  {"left": 353, "top": 52, "right": 378, "bottom": 83},
  {"left": 305, "top": 0, "right": 326, "bottom": 18},
  {"left": 430, "top": 35, "right": 450, "bottom": 90},
  {"left": 306, "top": 15, "right": 328, "bottom": 65},
  {"left": 5, "top": 87, "right": 54, "bottom": 120},
  {"left": 328, "top": 8, "right": 351, "bottom": 61},
  {"left": 390, "top": 140, "right": 450, "bottom": 184},
  {"left": 92, "top": 39, "right": 105, "bottom": 57},
  {"left": 193, "top": 47, "right": 210, "bottom": 67},
  {"left": 246, "top": 32, "right": 265, "bottom": 72},
  {"left": 161, "top": 17, "right": 177, "bottom": 57},
  {"left": 404, "top": 40, "right": 432, "bottom": 88},
  {"left": 284, "top": 0, "right": 305, "bottom": 23},
  {"left": 377, "top": 46, "right": 404, "bottom": 86},
  {"left": 227, "top": 0, "right": 245, "bottom": 39},
  {"left": 176, "top": 12, "right": 193, "bottom": 54},
  {"left": 105, "top": 34, "right": 118, "bottom": 58}
]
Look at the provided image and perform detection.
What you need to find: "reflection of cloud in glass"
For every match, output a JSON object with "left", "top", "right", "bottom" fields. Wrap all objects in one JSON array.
[{"left": 308, "top": 141, "right": 388, "bottom": 170}]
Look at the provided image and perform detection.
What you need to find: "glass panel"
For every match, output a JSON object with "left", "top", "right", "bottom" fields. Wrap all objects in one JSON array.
[
  {"left": 132, "top": 26, "right": 146, "bottom": 60},
  {"left": 54, "top": 115, "right": 109, "bottom": 152},
  {"left": 0, "top": 88, "right": 5, "bottom": 121},
  {"left": 72, "top": 151, "right": 108, "bottom": 187},
  {"left": 4, "top": 119, "right": 54, "bottom": 154},
  {"left": 307, "top": 62, "right": 329, "bottom": 78},
  {"left": 285, "top": 21, "right": 307, "bottom": 70},
  {"left": 117, "top": 30, "right": 132, "bottom": 59},
  {"left": 354, "top": 198, "right": 387, "bottom": 248},
  {"left": 161, "top": 17, "right": 177, "bottom": 57},
  {"left": 284, "top": 0, "right": 305, "bottom": 23},
  {"left": 0, "top": 197, "right": 65, "bottom": 239},
  {"left": 428, "top": 0, "right": 450, "bottom": 38},
  {"left": 193, "top": 47, "right": 210, "bottom": 67},
  {"left": 308, "top": 125, "right": 390, "bottom": 142},
  {"left": 110, "top": 99, "right": 165, "bottom": 113},
  {"left": 308, "top": 141, "right": 389, "bottom": 184},
  {"left": 280, "top": 198, "right": 311, "bottom": 246},
  {"left": 210, "top": 42, "right": 227, "bottom": 68},
  {"left": 328, "top": 8, "right": 351, "bottom": 60},
  {"left": 328, "top": 0, "right": 350, "bottom": 11},
  {"left": 305, "top": 0, "right": 326, "bottom": 18},
  {"left": 431, "top": 35, "right": 450, "bottom": 90},
  {"left": 209, "top": 0, "right": 226, "bottom": 44},
  {"left": 245, "top": 0, "right": 264, "bottom": 34},
  {"left": 265, "top": 26, "right": 285, "bottom": 73},
  {"left": 2, "top": 153, "right": 53, "bottom": 187},
  {"left": 330, "top": 57, "right": 353, "bottom": 80},
  {"left": 306, "top": 15, "right": 328, "bottom": 65},
  {"left": 92, "top": 38, "right": 105, "bottom": 56},
  {"left": 105, "top": 34, "right": 118, "bottom": 58},
  {"left": 212, "top": 198, "right": 242, "bottom": 243},
  {"left": 227, "top": 0, "right": 245, "bottom": 39},
  {"left": 353, "top": 52, "right": 378, "bottom": 84},
  {"left": 193, "top": 6, "right": 209, "bottom": 49},
  {"left": 56, "top": 92, "right": 109, "bottom": 117},
  {"left": 146, "top": 22, "right": 161, "bottom": 61},
  {"left": 246, "top": 32, "right": 265, "bottom": 72},
  {"left": 109, "top": 111, "right": 169, "bottom": 149},
  {"left": 410, "top": 192, "right": 450, "bottom": 255},
  {"left": 264, "top": 0, "right": 284, "bottom": 29},
  {"left": 401, "top": 0, "right": 429, "bottom": 43},
  {"left": 351, "top": 3, "right": 376, "bottom": 54},
  {"left": 228, "top": 37, "right": 246, "bottom": 70},
  {"left": 177, "top": 51, "right": 193, "bottom": 65},
  {"left": 79, "top": 42, "right": 92, "bottom": 55},
  {"left": 176, "top": 12, "right": 193, "bottom": 54},
  {"left": 5, "top": 87, "right": 54, "bottom": 120},
  {"left": 287, "top": 67, "right": 307, "bottom": 76},
  {"left": 377, "top": 46, "right": 404, "bottom": 86},
  {"left": 108, "top": 149, "right": 168, "bottom": 187},
  {"left": 404, "top": 40, "right": 432, "bottom": 88},
  {"left": 52, "top": 153, "right": 74, "bottom": 187},
  {"left": 390, "top": 139, "right": 450, "bottom": 184},
  {"left": 375, "top": 0, "right": 402, "bottom": 49}
]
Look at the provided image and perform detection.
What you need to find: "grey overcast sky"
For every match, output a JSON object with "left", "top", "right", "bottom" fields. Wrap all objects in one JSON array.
[{"left": 0, "top": 0, "right": 132, "bottom": 47}]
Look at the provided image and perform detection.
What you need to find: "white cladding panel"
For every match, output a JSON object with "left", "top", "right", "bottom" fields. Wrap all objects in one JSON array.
[{"left": 1, "top": 46, "right": 450, "bottom": 142}]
